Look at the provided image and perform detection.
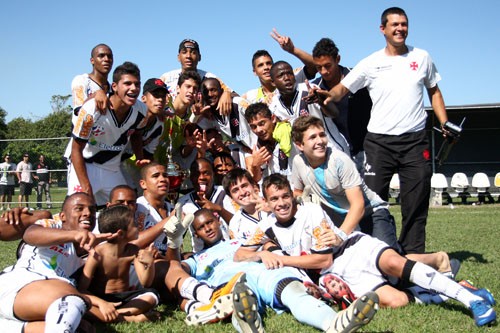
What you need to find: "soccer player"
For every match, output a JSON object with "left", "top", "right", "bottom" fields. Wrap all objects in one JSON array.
[
  {"left": 66, "top": 61, "right": 148, "bottom": 206},
  {"left": 242, "top": 29, "right": 316, "bottom": 105},
  {"left": 177, "top": 158, "right": 236, "bottom": 253},
  {"left": 235, "top": 174, "right": 496, "bottom": 326},
  {"left": 268, "top": 60, "right": 349, "bottom": 153},
  {"left": 222, "top": 168, "right": 270, "bottom": 241},
  {"left": 0, "top": 193, "right": 115, "bottom": 331},
  {"left": 182, "top": 208, "right": 379, "bottom": 332},
  {"left": 160, "top": 39, "right": 234, "bottom": 115}
]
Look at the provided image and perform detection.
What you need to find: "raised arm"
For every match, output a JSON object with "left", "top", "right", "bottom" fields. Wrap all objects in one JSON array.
[{"left": 270, "top": 28, "right": 317, "bottom": 78}]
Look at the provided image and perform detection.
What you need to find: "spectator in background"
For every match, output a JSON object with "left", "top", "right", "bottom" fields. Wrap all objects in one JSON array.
[
  {"left": 16, "top": 153, "right": 33, "bottom": 209},
  {"left": 0, "top": 154, "right": 17, "bottom": 211},
  {"left": 34, "top": 154, "right": 52, "bottom": 209}
]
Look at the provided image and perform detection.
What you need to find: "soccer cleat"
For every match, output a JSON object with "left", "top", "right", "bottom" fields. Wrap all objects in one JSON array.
[
  {"left": 185, "top": 294, "right": 233, "bottom": 325},
  {"left": 320, "top": 274, "right": 356, "bottom": 310},
  {"left": 304, "top": 281, "right": 335, "bottom": 305},
  {"left": 232, "top": 273, "right": 265, "bottom": 333},
  {"left": 459, "top": 280, "right": 496, "bottom": 306},
  {"left": 327, "top": 291, "right": 379, "bottom": 333},
  {"left": 211, "top": 272, "right": 245, "bottom": 303},
  {"left": 185, "top": 272, "right": 246, "bottom": 325},
  {"left": 470, "top": 300, "right": 497, "bottom": 327}
]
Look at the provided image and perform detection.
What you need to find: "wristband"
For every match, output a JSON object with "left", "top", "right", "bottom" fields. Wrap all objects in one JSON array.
[{"left": 336, "top": 229, "right": 348, "bottom": 242}]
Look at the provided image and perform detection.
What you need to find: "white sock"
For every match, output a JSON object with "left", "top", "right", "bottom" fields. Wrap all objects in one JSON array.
[
  {"left": 184, "top": 300, "right": 202, "bottom": 314},
  {"left": 44, "top": 295, "right": 87, "bottom": 333},
  {"left": 180, "top": 277, "right": 213, "bottom": 304},
  {"left": 280, "top": 280, "right": 335, "bottom": 331},
  {"left": 410, "top": 262, "right": 482, "bottom": 306}
]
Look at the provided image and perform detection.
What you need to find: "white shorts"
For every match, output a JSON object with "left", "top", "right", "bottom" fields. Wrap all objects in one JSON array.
[
  {"left": 0, "top": 269, "right": 74, "bottom": 329},
  {"left": 327, "top": 232, "right": 390, "bottom": 297},
  {"left": 67, "top": 162, "right": 126, "bottom": 206},
  {"left": 0, "top": 269, "right": 48, "bottom": 327}
]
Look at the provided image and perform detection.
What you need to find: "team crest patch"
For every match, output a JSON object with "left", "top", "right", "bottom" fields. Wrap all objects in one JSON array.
[
  {"left": 73, "top": 184, "right": 83, "bottom": 192},
  {"left": 410, "top": 61, "right": 419, "bottom": 71},
  {"left": 299, "top": 109, "right": 310, "bottom": 117},
  {"left": 231, "top": 118, "right": 239, "bottom": 127},
  {"left": 423, "top": 149, "right": 430, "bottom": 160},
  {"left": 92, "top": 125, "right": 105, "bottom": 137}
]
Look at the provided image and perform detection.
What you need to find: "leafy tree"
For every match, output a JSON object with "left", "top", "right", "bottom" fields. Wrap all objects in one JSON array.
[
  {"left": 0, "top": 107, "right": 8, "bottom": 153},
  {"left": 50, "top": 94, "right": 72, "bottom": 114},
  {"left": 3, "top": 95, "right": 72, "bottom": 181}
]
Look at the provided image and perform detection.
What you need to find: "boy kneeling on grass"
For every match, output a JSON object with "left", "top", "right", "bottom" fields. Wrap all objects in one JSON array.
[{"left": 78, "top": 205, "right": 161, "bottom": 323}]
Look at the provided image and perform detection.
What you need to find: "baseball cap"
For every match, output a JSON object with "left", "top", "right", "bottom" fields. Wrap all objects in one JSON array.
[
  {"left": 143, "top": 78, "right": 168, "bottom": 94},
  {"left": 178, "top": 39, "right": 200, "bottom": 53},
  {"left": 23, "top": 153, "right": 29, "bottom": 157}
]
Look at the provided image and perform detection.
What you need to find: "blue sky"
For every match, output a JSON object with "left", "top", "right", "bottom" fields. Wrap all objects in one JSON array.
[{"left": 1, "top": 0, "right": 499, "bottom": 122}]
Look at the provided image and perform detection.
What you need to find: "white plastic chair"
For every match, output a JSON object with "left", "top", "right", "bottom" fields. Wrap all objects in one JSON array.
[
  {"left": 472, "top": 172, "right": 494, "bottom": 204},
  {"left": 430, "top": 173, "right": 451, "bottom": 205},
  {"left": 451, "top": 172, "right": 470, "bottom": 204},
  {"left": 451, "top": 173, "right": 469, "bottom": 192},
  {"left": 431, "top": 173, "right": 448, "bottom": 192},
  {"left": 472, "top": 173, "right": 491, "bottom": 192}
]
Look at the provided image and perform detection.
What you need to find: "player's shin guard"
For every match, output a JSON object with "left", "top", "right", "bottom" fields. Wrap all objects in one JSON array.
[{"left": 44, "top": 294, "right": 88, "bottom": 333}]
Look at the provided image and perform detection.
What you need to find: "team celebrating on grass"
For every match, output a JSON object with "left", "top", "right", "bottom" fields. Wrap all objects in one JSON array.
[{"left": 0, "top": 6, "right": 497, "bottom": 333}]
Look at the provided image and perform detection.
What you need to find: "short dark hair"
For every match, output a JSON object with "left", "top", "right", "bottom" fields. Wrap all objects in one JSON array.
[
  {"left": 291, "top": 116, "right": 325, "bottom": 143},
  {"left": 251, "top": 50, "right": 273, "bottom": 69},
  {"left": 201, "top": 77, "right": 222, "bottom": 96},
  {"left": 312, "top": 38, "right": 339, "bottom": 59},
  {"left": 109, "top": 184, "right": 136, "bottom": 201},
  {"left": 177, "top": 70, "right": 202, "bottom": 88},
  {"left": 262, "top": 173, "right": 292, "bottom": 199},
  {"left": 222, "top": 168, "right": 256, "bottom": 196},
  {"left": 193, "top": 208, "right": 216, "bottom": 226},
  {"left": 62, "top": 192, "right": 94, "bottom": 213},
  {"left": 91, "top": 43, "right": 112, "bottom": 58},
  {"left": 244, "top": 102, "right": 272, "bottom": 123},
  {"left": 139, "top": 162, "right": 163, "bottom": 180},
  {"left": 270, "top": 60, "right": 292, "bottom": 80},
  {"left": 381, "top": 7, "right": 408, "bottom": 27},
  {"left": 112, "top": 61, "right": 140, "bottom": 84},
  {"left": 190, "top": 157, "right": 213, "bottom": 177},
  {"left": 98, "top": 205, "right": 134, "bottom": 234}
]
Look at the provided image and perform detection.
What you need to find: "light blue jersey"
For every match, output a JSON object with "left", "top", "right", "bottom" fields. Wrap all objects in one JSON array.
[{"left": 183, "top": 239, "right": 303, "bottom": 311}]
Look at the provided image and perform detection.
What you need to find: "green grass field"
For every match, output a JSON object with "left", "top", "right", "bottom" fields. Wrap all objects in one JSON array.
[{"left": 1, "top": 198, "right": 498, "bottom": 332}]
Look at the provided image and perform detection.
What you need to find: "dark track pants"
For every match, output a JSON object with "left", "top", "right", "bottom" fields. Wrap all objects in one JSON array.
[{"left": 363, "top": 130, "right": 432, "bottom": 254}]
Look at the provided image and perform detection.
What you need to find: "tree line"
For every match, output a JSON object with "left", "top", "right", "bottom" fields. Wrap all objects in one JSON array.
[{"left": 0, "top": 95, "right": 72, "bottom": 182}]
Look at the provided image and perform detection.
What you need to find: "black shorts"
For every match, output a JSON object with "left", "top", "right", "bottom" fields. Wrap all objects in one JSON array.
[
  {"left": 19, "top": 182, "right": 33, "bottom": 196},
  {"left": 98, "top": 288, "right": 160, "bottom": 305},
  {"left": 0, "top": 185, "right": 14, "bottom": 196}
]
